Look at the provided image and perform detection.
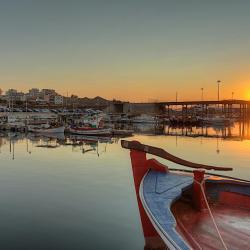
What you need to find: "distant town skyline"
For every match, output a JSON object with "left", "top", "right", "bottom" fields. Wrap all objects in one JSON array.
[
  {"left": 0, "top": 86, "right": 248, "bottom": 103},
  {"left": 0, "top": 1, "right": 250, "bottom": 101}
]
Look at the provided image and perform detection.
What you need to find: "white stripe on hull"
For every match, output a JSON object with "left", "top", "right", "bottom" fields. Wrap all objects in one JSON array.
[{"left": 69, "top": 128, "right": 111, "bottom": 136}]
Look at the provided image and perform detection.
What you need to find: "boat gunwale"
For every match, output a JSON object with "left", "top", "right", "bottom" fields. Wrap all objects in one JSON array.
[{"left": 168, "top": 168, "right": 250, "bottom": 184}]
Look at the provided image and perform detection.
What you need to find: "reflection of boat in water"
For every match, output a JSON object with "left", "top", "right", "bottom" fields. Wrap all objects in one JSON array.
[
  {"left": 68, "top": 135, "right": 112, "bottom": 156},
  {"left": 132, "top": 123, "right": 164, "bottom": 135},
  {"left": 132, "top": 114, "right": 159, "bottom": 124},
  {"left": 122, "top": 140, "right": 250, "bottom": 250},
  {"left": 40, "top": 133, "right": 66, "bottom": 141},
  {"left": 202, "top": 116, "right": 234, "bottom": 127},
  {"left": 68, "top": 134, "right": 113, "bottom": 144},
  {"left": 36, "top": 144, "right": 59, "bottom": 149},
  {"left": 112, "top": 129, "right": 134, "bottom": 136}
]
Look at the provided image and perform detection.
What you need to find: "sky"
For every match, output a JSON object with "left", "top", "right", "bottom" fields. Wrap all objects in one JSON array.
[{"left": 0, "top": 0, "right": 250, "bottom": 102}]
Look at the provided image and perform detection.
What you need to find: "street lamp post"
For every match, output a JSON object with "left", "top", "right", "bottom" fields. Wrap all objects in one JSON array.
[
  {"left": 201, "top": 88, "right": 204, "bottom": 101},
  {"left": 217, "top": 80, "right": 221, "bottom": 110},
  {"left": 217, "top": 80, "right": 221, "bottom": 102},
  {"left": 175, "top": 92, "right": 178, "bottom": 114},
  {"left": 232, "top": 92, "right": 234, "bottom": 100}
]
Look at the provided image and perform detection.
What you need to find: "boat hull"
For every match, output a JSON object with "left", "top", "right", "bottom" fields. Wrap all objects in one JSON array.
[
  {"left": 69, "top": 127, "right": 111, "bottom": 136},
  {"left": 28, "top": 126, "right": 65, "bottom": 133}
]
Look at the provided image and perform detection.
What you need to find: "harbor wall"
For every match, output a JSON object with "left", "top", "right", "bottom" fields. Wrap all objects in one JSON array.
[{"left": 106, "top": 103, "right": 163, "bottom": 114}]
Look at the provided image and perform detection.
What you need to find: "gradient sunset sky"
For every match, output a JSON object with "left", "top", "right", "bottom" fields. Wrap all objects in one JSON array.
[{"left": 0, "top": 1, "right": 250, "bottom": 102}]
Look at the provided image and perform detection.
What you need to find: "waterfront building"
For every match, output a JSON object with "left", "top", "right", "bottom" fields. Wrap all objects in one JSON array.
[
  {"left": 41, "top": 89, "right": 56, "bottom": 98},
  {"left": 5, "top": 89, "right": 27, "bottom": 102},
  {"left": 44, "top": 94, "right": 55, "bottom": 104},
  {"left": 35, "top": 97, "right": 47, "bottom": 105},
  {"left": 28, "top": 88, "right": 40, "bottom": 98},
  {"left": 5, "top": 89, "right": 18, "bottom": 97},
  {"left": 54, "top": 95, "right": 64, "bottom": 105}
]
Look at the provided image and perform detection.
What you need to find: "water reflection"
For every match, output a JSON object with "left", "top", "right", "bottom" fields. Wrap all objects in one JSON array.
[
  {"left": 0, "top": 133, "right": 118, "bottom": 160},
  {"left": 0, "top": 125, "right": 250, "bottom": 249},
  {"left": 115, "top": 121, "right": 250, "bottom": 140},
  {"left": 1, "top": 120, "right": 250, "bottom": 161}
]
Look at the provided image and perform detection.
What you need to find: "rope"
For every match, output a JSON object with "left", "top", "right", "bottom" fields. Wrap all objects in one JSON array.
[{"left": 194, "top": 179, "right": 228, "bottom": 250}]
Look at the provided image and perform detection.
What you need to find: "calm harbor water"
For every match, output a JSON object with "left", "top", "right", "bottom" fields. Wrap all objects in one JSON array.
[{"left": 0, "top": 123, "right": 250, "bottom": 250}]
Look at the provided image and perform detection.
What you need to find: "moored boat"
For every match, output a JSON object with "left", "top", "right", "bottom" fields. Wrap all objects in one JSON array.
[
  {"left": 28, "top": 124, "right": 65, "bottom": 133},
  {"left": 69, "top": 114, "right": 112, "bottom": 136},
  {"left": 69, "top": 126, "right": 111, "bottom": 136},
  {"left": 122, "top": 140, "right": 250, "bottom": 250}
]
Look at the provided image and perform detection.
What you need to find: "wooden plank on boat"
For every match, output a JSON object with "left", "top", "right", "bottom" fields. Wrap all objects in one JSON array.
[{"left": 121, "top": 140, "right": 233, "bottom": 171}]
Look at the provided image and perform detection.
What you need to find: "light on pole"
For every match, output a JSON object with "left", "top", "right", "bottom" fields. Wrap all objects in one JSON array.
[
  {"left": 232, "top": 92, "right": 234, "bottom": 100},
  {"left": 217, "top": 80, "right": 221, "bottom": 102},
  {"left": 201, "top": 88, "right": 204, "bottom": 101}
]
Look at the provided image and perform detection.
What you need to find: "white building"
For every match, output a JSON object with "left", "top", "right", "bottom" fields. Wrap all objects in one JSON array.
[
  {"left": 5, "top": 89, "right": 18, "bottom": 97},
  {"left": 54, "top": 95, "right": 63, "bottom": 105},
  {"left": 28, "top": 88, "right": 40, "bottom": 98}
]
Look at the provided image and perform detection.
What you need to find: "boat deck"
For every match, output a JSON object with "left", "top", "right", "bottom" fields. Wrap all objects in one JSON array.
[
  {"left": 173, "top": 200, "right": 250, "bottom": 250},
  {"left": 141, "top": 170, "right": 193, "bottom": 250}
]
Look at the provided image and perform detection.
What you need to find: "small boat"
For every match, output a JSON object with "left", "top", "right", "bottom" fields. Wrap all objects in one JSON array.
[
  {"left": 121, "top": 140, "right": 250, "bottom": 250},
  {"left": 28, "top": 124, "right": 65, "bottom": 133},
  {"left": 69, "top": 126, "right": 111, "bottom": 136}
]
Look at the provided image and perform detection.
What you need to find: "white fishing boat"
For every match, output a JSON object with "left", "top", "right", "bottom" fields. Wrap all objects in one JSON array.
[
  {"left": 69, "top": 126, "right": 111, "bottom": 136},
  {"left": 28, "top": 124, "right": 65, "bottom": 133}
]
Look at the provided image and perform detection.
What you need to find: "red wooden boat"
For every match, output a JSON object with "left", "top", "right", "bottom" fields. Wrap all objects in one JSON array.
[
  {"left": 121, "top": 140, "right": 250, "bottom": 250},
  {"left": 69, "top": 126, "right": 111, "bottom": 136}
]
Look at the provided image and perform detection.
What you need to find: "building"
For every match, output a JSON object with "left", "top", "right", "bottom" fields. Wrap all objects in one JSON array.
[
  {"left": 41, "top": 89, "right": 56, "bottom": 98},
  {"left": 5, "top": 89, "right": 26, "bottom": 102},
  {"left": 54, "top": 95, "right": 64, "bottom": 105},
  {"left": 28, "top": 88, "right": 40, "bottom": 98},
  {"left": 35, "top": 98, "right": 47, "bottom": 105},
  {"left": 5, "top": 89, "right": 18, "bottom": 97},
  {"left": 44, "top": 94, "right": 55, "bottom": 104}
]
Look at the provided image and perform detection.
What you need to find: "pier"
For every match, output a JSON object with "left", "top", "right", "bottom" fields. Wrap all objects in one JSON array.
[{"left": 110, "top": 100, "right": 250, "bottom": 119}]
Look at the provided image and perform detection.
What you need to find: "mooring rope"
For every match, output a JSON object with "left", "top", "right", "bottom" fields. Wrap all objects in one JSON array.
[{"left": 194, "top": 179, "right": 228, "bottom": 250}]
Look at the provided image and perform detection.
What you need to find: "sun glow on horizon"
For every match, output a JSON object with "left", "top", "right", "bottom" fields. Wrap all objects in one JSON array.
[{"left": 245, "top": 90, "right": 250, "bottom": 100}]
